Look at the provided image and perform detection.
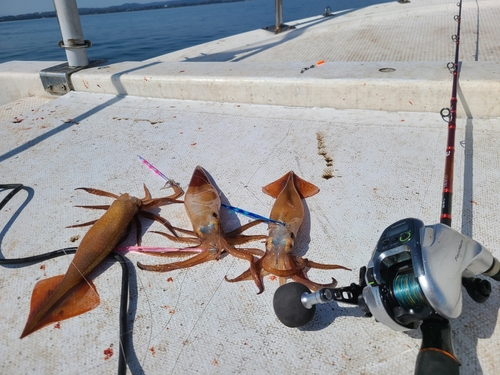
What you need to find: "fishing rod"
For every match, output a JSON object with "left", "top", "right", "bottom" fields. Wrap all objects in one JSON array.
[
  {"left": 440, "top": 0, "right": 463, "bottom": 227},
  {"left": 273, "top": 2, "right": 500, "bottom": 374},
  {"left": 416, "top": 3, "right": 474, "bottom": 372}
]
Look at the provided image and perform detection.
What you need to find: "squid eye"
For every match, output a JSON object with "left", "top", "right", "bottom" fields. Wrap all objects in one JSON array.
[
  {"left": 212, "top": 212, "right": 218, "bottom": 218},
  {"left": 290, "top": 232, "right": 295, "bottom": 239}
]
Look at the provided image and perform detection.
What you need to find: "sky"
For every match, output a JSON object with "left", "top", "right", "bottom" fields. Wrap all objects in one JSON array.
[{"left": 0, "top": 0, "right": 157, "bottom": 17}]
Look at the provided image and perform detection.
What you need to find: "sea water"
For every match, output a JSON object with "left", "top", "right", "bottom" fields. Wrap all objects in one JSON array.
[{"left": 0, "top": 0, "right": 381, "bottom": 64}]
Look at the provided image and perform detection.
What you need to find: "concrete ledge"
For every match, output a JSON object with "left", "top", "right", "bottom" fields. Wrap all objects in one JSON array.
[
  {"left": 70, "top": 61, "right": 500, "bottom": 116},
  {"left": 2, "top": 60, "right": 499, "bottom": 116},
  {"left": 0, "top": 61, "right": 62, "bottom": 105},
  {"left": 458, "top": 61, "right": 500, "bottom": 117}
]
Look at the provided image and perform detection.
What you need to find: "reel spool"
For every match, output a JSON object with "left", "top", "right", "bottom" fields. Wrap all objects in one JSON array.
[{"left": 392, "top": 273, "right": 427, "bottom": 309}]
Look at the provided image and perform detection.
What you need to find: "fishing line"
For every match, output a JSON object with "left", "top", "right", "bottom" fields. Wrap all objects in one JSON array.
[
  {"left": 136, "top": 156, "right": 281, "bottom": 225},
  {"left": 240, "top": 107, "right": 307, "bottom": 213},
  {"left": 0, "top": 184, "right": 129, "bottom": 375},
  {"left": 168, "top": 261, "right": 228, "bottom": 375},
  {"left": 221, "top": 203, "right": 285, "bottom": 226},
  {"left": 242, "top": 68, "right": 316, "bottom": 207},
  {"left": 440, "top": 0, "right": 463, "bottom": 226},
  {"left": 59, "top": 243, "right": 102, "bottom": 301},
  {"left": 133, "top": 266, "right": 156, "bottom": 369}
]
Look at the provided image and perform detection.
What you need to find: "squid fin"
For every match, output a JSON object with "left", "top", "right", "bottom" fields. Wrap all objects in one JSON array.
[
  {"left": 21, "top": 275, "right": 100, "bottom": 338},
  {"left": 262, "top": 172, "right": 319, "bottom": 199},
  {"left": 189, "top": 166, "right": 210, "bottom": 187}
]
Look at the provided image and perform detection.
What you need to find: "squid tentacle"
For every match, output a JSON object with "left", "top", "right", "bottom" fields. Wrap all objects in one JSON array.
[
  {"left": 75, "top": 187, "right": 120, "bottom": 199},
  {"left": 290, "top": 273, "right": 338, "bottom": 290},
  {"left": 150, "top": 230, "right": 200, "bottom": 245},
  {"left": 138, "top": 250, "right": 214, "bottom": 272},
  {"left": 300, "top": 258, "right": 351, "bottom": 271}
]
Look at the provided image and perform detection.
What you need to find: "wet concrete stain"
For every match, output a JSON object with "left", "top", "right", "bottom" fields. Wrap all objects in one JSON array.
[{"left": 316, "top": 132, "right": 334, "bottom": 179}]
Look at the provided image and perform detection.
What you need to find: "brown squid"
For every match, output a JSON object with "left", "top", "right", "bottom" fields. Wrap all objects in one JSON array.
[
  {"left": 21, "top": 184, "right": 182, "bottom": 338},
  {"left": 225, "top": 171, "right": 350, "bottom": 293},
  {"left": 137, "top": 166, "right": 265, "bottom": 284}
]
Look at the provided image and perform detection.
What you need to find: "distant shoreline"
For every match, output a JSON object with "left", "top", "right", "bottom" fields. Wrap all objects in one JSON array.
[{"left": 0, "top": 0, "right": 245, "bottom": 23}]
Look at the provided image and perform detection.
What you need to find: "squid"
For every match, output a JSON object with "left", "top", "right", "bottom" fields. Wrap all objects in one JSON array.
[
  {"left": 225, "top": 171, "right": 350, "bottom": 294},
  {"left": 137, "top": 166, "right": 265, "bottom": 284},
  {"left": 21, "top": 184, "right": 183, "bottom": 338}
]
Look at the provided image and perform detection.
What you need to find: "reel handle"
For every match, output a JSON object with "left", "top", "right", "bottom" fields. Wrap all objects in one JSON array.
[
  {"left": 273, "top": 279, "right": 364, "bottom": 328},
  {"left": 273, "top": 282, "right": 316, "bottom": 327},
  {"left": 414, "top": 318, "right": 460, "bottom": 375}
]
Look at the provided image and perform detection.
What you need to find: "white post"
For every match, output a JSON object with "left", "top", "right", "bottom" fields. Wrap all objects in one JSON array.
[{"left": 52, "top": 0, "right": 90, "bottom": 67}]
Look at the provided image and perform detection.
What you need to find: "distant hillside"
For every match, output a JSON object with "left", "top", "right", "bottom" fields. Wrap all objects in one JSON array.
[{"left": 0, "top": 0, "right": 244, "bottom": 22}]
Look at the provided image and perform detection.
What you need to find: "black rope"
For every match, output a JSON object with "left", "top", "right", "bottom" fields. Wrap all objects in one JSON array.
[
  {"left": 0, "top": 246, "right": 78, "bottom": 265},
  {"left": 0, "top": 184, "right": 24, "bottom": 210},
  {"left": 0, "top": 184, "right": 129, "bottom": 375},
  {"left": 112, "top": 251, "right": 130, "bottom": 375}
]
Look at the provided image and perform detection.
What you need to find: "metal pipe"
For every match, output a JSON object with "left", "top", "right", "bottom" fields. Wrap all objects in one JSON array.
[
  {"left": 52, "top": 0, "right": 90, "bottom": 67},
  {"left": 275, "top": 0, "right": 283, "bottom": 32}
]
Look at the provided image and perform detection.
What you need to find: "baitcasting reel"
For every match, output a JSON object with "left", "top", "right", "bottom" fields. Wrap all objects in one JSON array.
[{"left": 273, "top": 218, "right": 500, "bottom": 374}]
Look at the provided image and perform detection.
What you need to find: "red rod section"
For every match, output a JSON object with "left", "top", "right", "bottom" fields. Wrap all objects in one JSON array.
[{"left": 440, "top": 0, "right": 463, "bottom": 227}]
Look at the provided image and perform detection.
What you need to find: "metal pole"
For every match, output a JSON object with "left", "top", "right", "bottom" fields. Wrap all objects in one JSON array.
[
  {"left": 275, "top": 0, "right": 283, "bottom": 31},
  {"left": 52, "top": 0, "right": 90, "bottom": 67}
]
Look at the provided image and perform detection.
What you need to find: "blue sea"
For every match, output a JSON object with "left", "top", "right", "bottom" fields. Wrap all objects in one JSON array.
[{"left": 0, "top": 0, "right": 375, "bottom": 64}]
